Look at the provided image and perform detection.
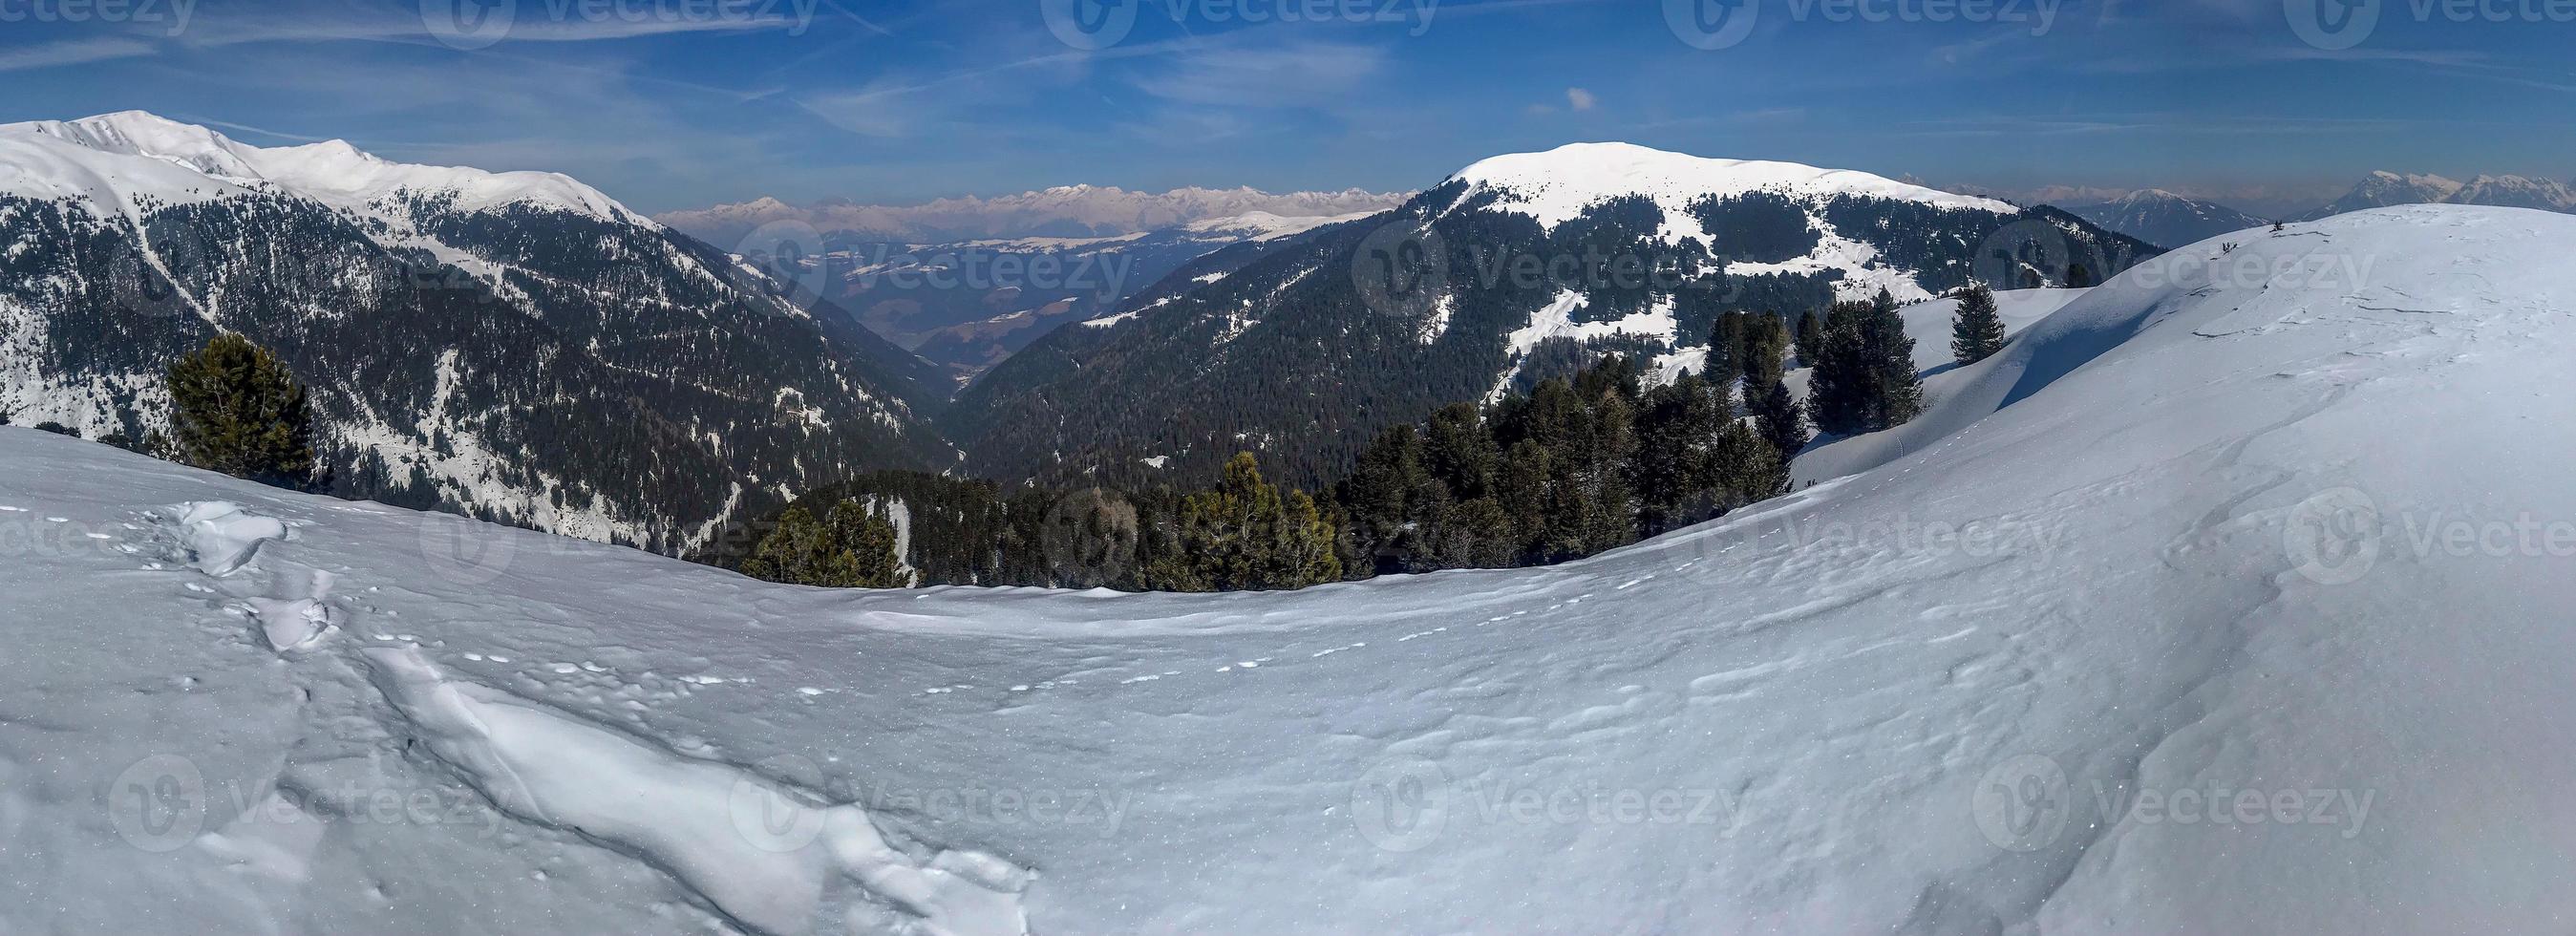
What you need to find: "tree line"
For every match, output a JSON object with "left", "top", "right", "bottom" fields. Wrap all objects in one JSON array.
[
  {"left": 734, "top": 285, "right": 1973, "bottom": 592},
  {"left": 43, "top": 287, "right": 1993, "bottom": 596}
]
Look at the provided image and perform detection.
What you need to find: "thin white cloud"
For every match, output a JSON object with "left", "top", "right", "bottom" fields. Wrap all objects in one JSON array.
[
  {"left": 1137, "top": 42, "right": 1388, "bottom": 108},
  {"left": 1566, "top": 87, "right": 1597, "bottom": 111},
  {"left": 0, "top": 36, "right": 155, "bottom": 73}
]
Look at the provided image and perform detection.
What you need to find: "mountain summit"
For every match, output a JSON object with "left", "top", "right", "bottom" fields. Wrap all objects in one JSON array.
[{"left": 0, "top": 111, "right": 648, "bottom": 225}]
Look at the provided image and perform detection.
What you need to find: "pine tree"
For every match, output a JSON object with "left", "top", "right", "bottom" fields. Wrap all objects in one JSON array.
[
  {"left": 2066, "top": 262, "right": 2096, "bottom": 288},
  {"left": 1345, "top": 425, "right": 1435, "bottom": 572},
  {"left": 1808, "top": 292, "right": 1924, "bottom": 436},
  {"left": 1751, "top": 378, "right": 1808, "bottom": 463},
  {"left": 1738, "top": 314, "right": 1788, "bottom": 393},
  {"left": 1950, "top": 283, "right": 2008, "bottom": 365},
  {"left": 1712, "top": 418, "right": 1789, "bottom": 503},
  {"left": 1792, "top": 309, "right": 1825, "bottom": 368},
  {"left": 741, "top": 499, "right": 906, "bottom": 588},
  {"left": 1151, "top": 454, "right": 1340, "bottom": 591},
  {"left": 166, "top": 333, "right": 315, "bottom": 488}
]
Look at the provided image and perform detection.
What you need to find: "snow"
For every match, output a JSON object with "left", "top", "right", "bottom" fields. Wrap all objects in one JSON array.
[
  {"left": 7, "top": 204, "right": 2576, "bottom": 932},
  {"left": 177, "top": 500, "right": 288, "bottom": 576},
  {"left": 0, "top": 112, "right": 648, "bottom": 226},
  {"left": 1778, "top": 287, "right": 2085, "bottom": 422},
  {"left": 1490, "top": 291, "right": 1680, "bottom": 400},
  {"left": 1181, "top": 209, "right": 1379, "bottom": 242},
  {"left": 1452, "top": 141, "right": 2014, "bottom": 233}
]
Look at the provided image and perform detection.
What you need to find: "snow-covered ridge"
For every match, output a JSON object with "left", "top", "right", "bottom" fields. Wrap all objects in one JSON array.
[
  {"left": 1449, "top": 141, "right": 2015, "bottom": 231},
  {"left": 0, "top": 111, "right": 649, "bottom": 226}
]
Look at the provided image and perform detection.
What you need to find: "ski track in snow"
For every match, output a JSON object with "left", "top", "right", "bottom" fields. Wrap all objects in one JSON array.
[{"left": 123, "top": 500, "right": 1037, "bottom": 936}]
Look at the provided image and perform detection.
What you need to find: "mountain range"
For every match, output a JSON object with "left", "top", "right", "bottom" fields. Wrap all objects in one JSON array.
[
  {"left": 771, "top": 209, "right": 1376, "bottom": 381},
  {"left": 0, "top": 111, "right": 951, "bottom": 553},
  {"left": 2294, "top": 170, "right": 2576, "bottom": 220},
  {"left": 653, "top": 185, "right": 1409, "bottom": 246},
  {"left": 0, "top": 118, "right": 2176, "bottom": 549}
]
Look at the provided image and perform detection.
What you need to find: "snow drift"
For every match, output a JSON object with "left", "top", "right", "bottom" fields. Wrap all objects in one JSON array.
[{"left": 3, "top": 203, "right": 2573, "bottom": 933}]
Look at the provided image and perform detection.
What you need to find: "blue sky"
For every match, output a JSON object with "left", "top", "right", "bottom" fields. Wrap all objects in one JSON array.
[{"left": 2, "top": 0, "right": 2572, "bottom": 215}]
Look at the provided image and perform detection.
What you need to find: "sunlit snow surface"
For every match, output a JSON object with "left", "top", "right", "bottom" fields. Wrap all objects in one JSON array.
[{"left": 5, "top": 205, "right": 2576, "bottom": 932}]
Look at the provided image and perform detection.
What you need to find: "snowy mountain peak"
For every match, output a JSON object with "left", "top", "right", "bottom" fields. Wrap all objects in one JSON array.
[
  {"left": 1448, "top": 141, "right": 2014, "bottom": 229},
  {"left": 2301, "top": 169, "right": 2576, "bottom": 221},
  {"left": 2066, "top": 189, "right": 2269, "bottom": 249},
  {"left": 0, "top": 112, "right": 649, "bottom": 227}
]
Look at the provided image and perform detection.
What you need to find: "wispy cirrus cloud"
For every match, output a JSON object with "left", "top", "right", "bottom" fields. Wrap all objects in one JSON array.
[{"left": 0, "top": 36, "right": 155, "bottom": 73}]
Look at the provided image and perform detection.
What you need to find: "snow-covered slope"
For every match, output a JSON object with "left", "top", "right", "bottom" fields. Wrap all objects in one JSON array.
[
  {"left": 9, "top": 202, "right": 2571, "bottom": 933},
  {"left": 0, "top": 111, "right": 650, "bottom": 226},
  {"left": 1778, "top": 287, "right": 2087, "bottom": 409},
  {"left": 1453, "top": 141, "right": 2013, "bottom": 231}
]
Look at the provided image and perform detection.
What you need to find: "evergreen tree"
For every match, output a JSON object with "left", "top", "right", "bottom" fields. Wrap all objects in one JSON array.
[
  {"left": 1711, "top": 418, "right": 1789, "bottom": 503},
  {"left": 1420, "top": 403, "right": 1498, "bottom": 501},
  {"left": 1150, "top": 454, "right": 1340, "bottom": 591},
  {"left": 1807, "top": 292, "right": 1925, "bottom": 436},
  {"left": 166, "top": 333, "right": 316, "bottom": 489},
  {"left": 2066, "top": 262, "right": 2096, "bottom": 288},
  {"left": 1792, "top": 308, "right": 1825, "bottom": 368},
  {"left": 1344, "top": 425, "right": 1437, "bottom": 572},
  {"left": 1631, "top": 372, "right": 1728, "bottom": 534},
  {"left": 1950, "top": 283, "right": 2008, "bottom": 365},
  {"left": 1751, "top": 378, "right": 1809, "bottom": 463},
  {"left": 1738, "top": 314, "right": 1789, "bottom": 393},
  {"left": 741, "top": 499, "right": 906, "bottom": 588}
]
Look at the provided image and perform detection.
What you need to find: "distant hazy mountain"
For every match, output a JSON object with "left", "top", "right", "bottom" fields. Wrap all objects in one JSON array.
[
  {"left": 2065, "top": 189, "right": 2270, "bottom": 248},
  {"left": 2294, "top": 171, "right": 2576, "bottom": 221},
  {"left": 656, "top": 185, "right": 1410, "bottom": 245},
  {"left": 761, "top": 210, "right": 1378, "bottom": 382}
]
